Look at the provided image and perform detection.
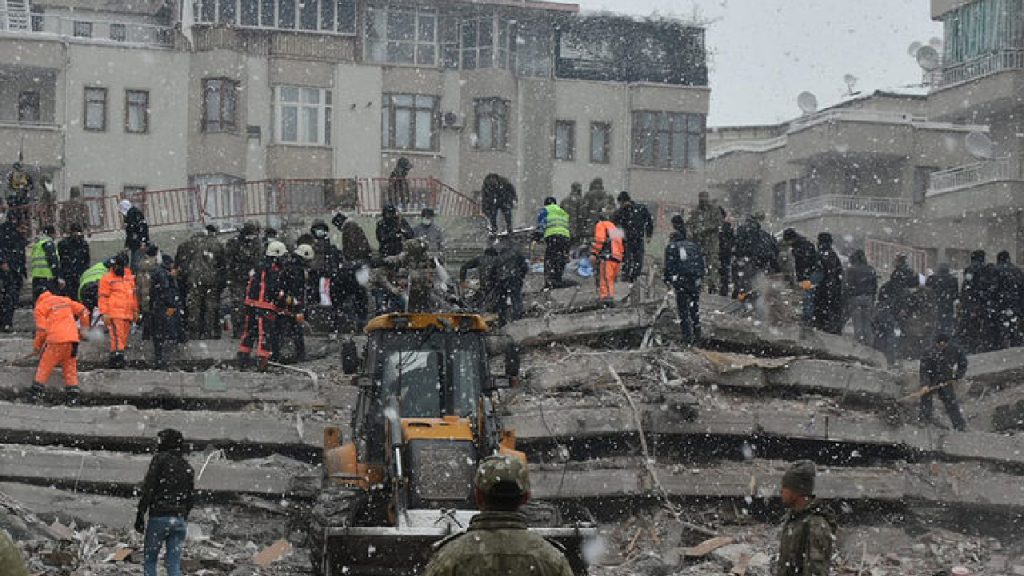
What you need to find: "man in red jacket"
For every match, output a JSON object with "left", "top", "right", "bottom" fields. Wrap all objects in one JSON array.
[{"left": 29, "top": 288, "right": 90, "bottom": 405}]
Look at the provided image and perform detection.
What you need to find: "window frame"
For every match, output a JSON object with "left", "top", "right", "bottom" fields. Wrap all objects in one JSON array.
[
  {"left": 630, "top": 110, "right": 705, "bottom": 171},
  {"left": 84, "top": 87, "right": 107, "bottom": 132},
  {"left": 274, "top": 85, "right": 333, "bottom": 146},
  {"left": 202, "top": 78, "right": 239, "bottom": 133},
  {"left": 125, "top": 89, "right": 150, "bottom": 134},
  {"left": 73, "top": 21, "right": 93, "bottom": 38},
  {"left": 553, "top": 119, "right": 575, "bottom": 161},
  {"left": 365, "top": 5, "right": 438, "bottom": 66},
  {"left": 81, "top": 184, "right": 106, "bottom": 229},
  {"left": 473, "top": 97, "right": 509, "bottom": 151},
  {"left": 381, "top": 93, "right": 440, "bottom": 152},
  {"left": 590, "top": 121, "right": 611, "bottom": 164},
  {"left": 197, "top": 0, "right": 356, "bottom": 33},
  {"left": 109, "top": 22, "right": 126, "bottom": 41},
  {"left": 17, "top": 90, "right": 40, "bottom": 123}
]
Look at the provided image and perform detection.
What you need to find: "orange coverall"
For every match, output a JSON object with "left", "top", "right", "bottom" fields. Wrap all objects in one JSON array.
[
  {"left": 591, "top": 220, "right": 625, "bottom": 300},
  {"left": 33, "top": 291, "right": 89, "bottom": 387},
  {"left": 98, "top": 269, "right": 138, "bottom": 353}
]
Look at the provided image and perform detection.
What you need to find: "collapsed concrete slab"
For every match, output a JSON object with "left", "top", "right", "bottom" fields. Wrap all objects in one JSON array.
[
  {"left": 0, "top": 482, "right": 134, "bottom": 530},
  {"left": 899, "top": 346, "right": 1024, "bottom": 389},
  {"left": 0, "top": 445, "right": 307, "bottom": 496},
  {"left": 504, "top": 305, "right": 658, "bottom": 347},
  {"left": 0, "top": 402, "right": 325, "bottom": 451}
]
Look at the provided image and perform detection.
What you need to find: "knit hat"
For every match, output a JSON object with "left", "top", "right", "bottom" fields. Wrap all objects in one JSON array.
[
  {"left": 781, "top": 460, "right": 816, "bottom": 496},
  {"left": 157, "top": 428, "right": 185, "bottom": 451}
]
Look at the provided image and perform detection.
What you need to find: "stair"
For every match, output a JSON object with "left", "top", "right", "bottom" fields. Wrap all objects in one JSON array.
[{"left": 1, "top": 0, "right": 31, "bottom": 31}]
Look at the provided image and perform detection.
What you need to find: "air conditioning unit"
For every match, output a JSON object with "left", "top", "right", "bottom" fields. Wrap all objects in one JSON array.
[{"left": 442, "top": 111, "right": 463, "bottom": 130}]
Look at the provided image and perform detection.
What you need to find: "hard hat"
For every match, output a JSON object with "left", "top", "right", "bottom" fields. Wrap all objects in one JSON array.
[
  {"left": 266, "top": 240, "right": 287, "bottom": 258},
  {"left": 294, "top": 244, "right": 315, "bottom": 262}
]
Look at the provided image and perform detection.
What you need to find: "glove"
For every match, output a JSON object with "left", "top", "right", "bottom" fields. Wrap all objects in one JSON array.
[
  {"left": 799, "top": 280, "right": 814, "bottom": 291},
  {"left": 134, "top": 514, "right": 145, "bottom": 534},
  {"left": 295, "top": 313, "right": 305, "bottom": 324},
  {"left": 165, "top": 308, "right": 176, "bottom": 318}
]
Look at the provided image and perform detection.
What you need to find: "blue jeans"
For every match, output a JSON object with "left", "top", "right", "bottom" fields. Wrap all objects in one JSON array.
[
  {"left": 801, "top": 271, "right": 824, "bottom": 325},
  {"left": 144, "top": 515, "right": 187, "bottom": 576}
]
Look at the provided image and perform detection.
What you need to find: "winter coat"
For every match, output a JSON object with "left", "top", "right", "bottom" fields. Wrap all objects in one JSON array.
[
  {"left": 735, "top": 221, "right": 778, "bottom": 273},
  {"left": 245, "top": 260, "right": 285, "bottom": 311},
  {"left": 719, "top": 221, "right": 735, "bottom": 264},
  {"left": 412, "top": 222, "right": 446, "bottom": 254},
  {"left": 376, "top": 217, "right": 415, "bottom": 258},
  {"left": 177, "top": 233, "right": 225, "bottom": 287},
  {"left": 591, "top": 220, "right": 624, "bottom": 262},
  {"left": 150, "top": 265, "right": 184, "bottom": 341},
  {"left": 663, "top": 231, "right": 705, "bottom": 289},
  {"left": 788, "top": 236, "right": 820, "bottom": 282},
  {"left": 33, "top": 291, "right": 88, "bottom": 347},
  {"left": 920, "top": 342, "right": 968, "bottom": 387},
  {"left": 123, "top": 206, "right": 149, "bottom": 251},
  {"left": 925, "top": 271, "right": 959, "bottom": 316},
  {"left": 224, "top": 234, "right": 263, "bottom": 288},
  {"left": 962, "top": 262, "right": 997, "bottom": 313},
  {"left": 612, "top": 202, "right": 654, "bottom": 243},
  {"left": 137, "top": 450, "right": 195, "bottom": 519},
  {"left": 282, "top": 256, "right": 311, "bottom": 312},
  {"left": 0, "top": 221, "right": 27, "bottom": 279},
  {"left": 57, "top": 236, "right": 90, "bottom": 283},
  {"left": 994, "top": 261, "right": 1024, "bottom": 314},
  {"left": 844, "top": 263, "right": 877, "bottom": 299},
  {"left": 560, "top": 193, "right": 587, "bottom": 240},
  {"left": 775, "top": 499, "right": 836, "bottom": 576},
  {"left": 134, "top": 252, "right": 160, "bottom": 315},
  {"left": 815, "top": 245, "right": 844, "bottom": 331},
  {"left": 341, "top": 220, "right": 373, "bottom": 263},
  {"left": 496, "top": 176, "right": 517, "bottom": 208},
  {"left": 98, "top": 269, "right": 138, "bottom": 320},
  {"left": 582, "top": 189, "right": 615, "bottom": 233}
]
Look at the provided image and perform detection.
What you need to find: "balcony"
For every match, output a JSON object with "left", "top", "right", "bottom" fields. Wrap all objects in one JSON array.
[
  {"left": 940, "top": 49, "right": 1024, "bottom": 88},
  {"left": 784, "top": 195, "right": 913, "bottom": 221},
  {"left": 927, "top": 158, "right": 1023, "bottom": 196},
  {"left": 0, "top": 14, "right": 174, "bottom": 47}
]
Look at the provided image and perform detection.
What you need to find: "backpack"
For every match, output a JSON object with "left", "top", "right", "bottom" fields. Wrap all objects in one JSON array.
[{"left": 665, "top": 238, "right": 705, "bottom": 283}]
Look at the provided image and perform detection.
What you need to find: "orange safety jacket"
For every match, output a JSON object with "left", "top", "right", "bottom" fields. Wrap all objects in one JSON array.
[
  {"left": 591, "top": 220, "right": 625, "bottom": 262},
  {"left": 33, "top": 291, "right": 89, "bottom": 348},
  {"left": 98, "top": 269, "right": 139, "bottom": 320}
]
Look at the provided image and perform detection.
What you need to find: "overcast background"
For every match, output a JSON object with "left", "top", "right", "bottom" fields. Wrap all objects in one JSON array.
[{"left": 576, "top": 0, "right": 942, "bottom": 127}]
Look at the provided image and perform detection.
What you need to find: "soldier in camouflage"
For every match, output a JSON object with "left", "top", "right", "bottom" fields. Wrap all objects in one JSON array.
[
  {"left": 224, "top": 221, "right": 263, "bottom": 338},
  {"left": 775, "top": 460, "right": 836, "bottom": 576},
  {"left": 686, "top": 191, "right": 723, "bottom": 294},
  {"left": 177, "top": 225, "right": 226, "bottom": 339},
  {"left": 424, "top": 455, "right": 574, "bottom": 576}
]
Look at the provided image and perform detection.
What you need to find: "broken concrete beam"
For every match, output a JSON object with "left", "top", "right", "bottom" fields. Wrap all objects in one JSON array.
[
  {"left": 0, "top": 482, "right": 134, "bottom": 530},
  {"left": 0, "top": 367, "right": 358, "bottom": 409},
  {"left": 531, "top": 460, "right": 1024, "bottom": 508},
  {"left": 0, "top": 445, "right": 306, "bottom": 496},
  {"left": 763, "top": 358, "right": 898, "bottom": 398},
  {"left": 504, "top": 305, "right": 657, "bottom": 347},
  {"left": 0, "top": 402, "right": 324, "bottom": 450},
  {"left": 900, "top": 346, "right": 1024, "bottom": 389},
  {"left": 526, "top": 353, "right": 650, "bottom": 392}
]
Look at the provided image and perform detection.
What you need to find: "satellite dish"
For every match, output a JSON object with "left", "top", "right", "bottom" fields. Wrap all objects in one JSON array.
[
  {"left": 965, "top": 132, "right": 995, "bottom": 160},
  {"left": 797, "top": 91, "right": 819, "bottom": 115},
  {"left": 929, "top": 36, "right": 943, "bottom": 48},
  {"left": 907, "top": 41, "right": 923, "bottom": 57},
  {"left": 843, "top": 74, "right": 858, "bottom": 94},
  {"left": 916, "top": 45, "right": 941, "bottom": 72}
]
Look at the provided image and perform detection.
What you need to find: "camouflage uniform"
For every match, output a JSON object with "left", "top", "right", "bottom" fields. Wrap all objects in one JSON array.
[
  {"left": 402, "top": 237, "right": 442, "bottom": 313},
  {"left": 686, "top": 199, "right": 723, "bottom": 293},
  {"left": 424, "top": 456, "right": 574, "bottom": 576},
  {"left": 178, "top": 232, "right": 226, "bottom": 339},
  {"left": 0, "top": 528, "right": 28, "bottom": 576},
  {"left": 775, "top": 498, "right": 836, "bottom": 576},
  {"left": 224, "top": 225, "right": 263, "bottom": 338}
]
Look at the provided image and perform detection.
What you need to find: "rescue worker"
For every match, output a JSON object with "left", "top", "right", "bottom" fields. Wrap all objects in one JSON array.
[
  {"left": 412, "top": 207, "right": 446, "bottom": 257},
  {"left": 57, "top": 223, "right": 90, "bottom": 302},
  {"left": 664, "top": 220, "right": 706, "bottom": 345},
  {"left": 776, "top": 460, "right": 836, "bottom": 576},
  {"left": 719, "top": 209, "right": 735, "bottom": 297},
  {"left": 78, "top": 259, "right": 111, "bottom": 314},
  {"left": 402, "top": 236, "right": 445, "bottom": 313},
  {"left": 874, "top": 269, "right": 912, "bottom": 365},
  {"left": 491, "top": 236, "right": 529, "bottom": 325},
  {"left": 782, "top": 228, "right": 821, "bottom": 326},
  {"left": 495, "top": 175, "right": 518, "bottom": 235},
  {"left": 136, "top": 429, "right": 195, "bottom": 576},
  {"left": 98, "top": 254, "right": 138, "bottom": 369},
  {"left": 685, "top": 191, "right": 723, "bottom": 294},
  {"left": 237, "top": 241, "right": 287, "bottom": 372},
  {"left": 994, "top": 250, "right": 1024, "bottom": 349},
  {"left": 613, "top": 191, "right": 654, "bottom": 283},
  {"left": 376, "top": 204, "right": 414, "bottom": 258},
  {"left": 30, "top": 224, "right": 62, "bottom": 300},
  {"left": 387, "top": 156, "right": 412, "bottom": 209},
  {"left": 178, "top": 226, "right": 225, "bottom": 340},
  {"left": 279, "top": 244, "right": 314, "bottom": 363},
  {"left": 732, "top": 215, "right": 764, "bottom": 303},
  {"left": 582, "top": 178, "right": 615, "bottom": 237},
  {"left": 423, "top": 455, "right": 574, "bottom": 576},
  {"left": 150, "top": 255, "right": 184, "bottom": 370},
  {"left": 135, "top": 244, "right": 161, "bottom": 340},
  {"left": 59, "top": 186, "right": 91, "bottom": 236},
  {"left": 535, "top": 196, "right": 572, "bottom": 289},
  {"left": 843, "top": 250, "right": 877, "bottom": 346},
  {"left": 815, "top": 233, "right": 843, "bottom": 334},
  {"left": 309, "top": 219, "right": 342, "bottom": 333},
  {"left": 460, "top": 242, "right": 500, "bottom": 312},
  {"left": 27, "top": 288, "right": 89, "bottom": 406},
  {"left": 960, "top": 250, "right": 998, "bottom": 353},
  {"left": 120, "top": 199, "right": 150, "bottom": 272},
  {"left": 590, "top": 209, "right": 624, "bottom": 306},
  {"left": 333, "top": 212, "right": 372, "bottom": 329},
  {"left": 369, "top": 256, "right": 404, "bottom": 315},
  {"left": 919, "top": 332, "right": 968, "bottom": 431},
  {"left": 561, "top": 182, "right": 587, "bottom": 244},
  {"left": 480, "top": 174, "right": 503, "bottom": 234},
  {"left": 224, "top": 221, "right": 263, "bottom": 338},
  {"left": 926, "top": 263, "right": 960, "bottom": 338},
  {"left": 0, "top": 218, "right": 29, "bottom": 332}
]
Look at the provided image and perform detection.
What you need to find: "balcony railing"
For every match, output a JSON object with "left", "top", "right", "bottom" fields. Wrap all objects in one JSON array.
[
  {"left": 788, "top": 108, "right": 929, "bottom": 133},
  {"left": 940, "top": 49, "right": 1024, "bottom": 87},
  {"left": 0, "top": 14, "right": 174, "bottom": 47},
  {"left": 784, "top": 195, "right": 912, "bottom": 220},
  {"left": 927, "top": 158, "right": 1024, "bottom": 196}
]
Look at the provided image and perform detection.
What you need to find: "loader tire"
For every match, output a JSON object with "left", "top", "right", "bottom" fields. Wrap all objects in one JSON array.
[
  {"left": 522, "top": 500, "right": 562, "bottom": 527},
  {"left": 309, "top": 486, "right": 367, "bottom": 576}
]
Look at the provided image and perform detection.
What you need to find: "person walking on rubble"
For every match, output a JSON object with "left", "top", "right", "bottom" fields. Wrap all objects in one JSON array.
[
  {"left": 224, "top": 221, "right": 263, "bottom": 338},
  {"left": 136, "top": 428, "right": 195, "bottom": 576},
  {"left": 492, "top": 235, "right": 529, "bottom": 325},
  {"left": 333, "top": 211, "right": 372, "bottom": 329},
  {"left": 98, "top": 253, "right": 138, "bottom": 369},
  {"left": 686, "top": 191, "right": 723, "bottom": 294},
  {"left": 149, "top": 255, "right": 185, "bottom": 369},
  {"left": 814, "top": 233, "right": 844, "bottom": 335},
  {"left": 177, "top": 225, "right": 226, "bottom": 340},
  {"left": 926, "top": 263, "right": 959, "bottom": 338},
  {"left": 237, "top": 241, "right": 287, "bottom": 371},
  {"left": 590, "top": 208, "right": 624, "bottom": 306},
  {"left": 29, "top": 224, "right": 62, "bottom": 300},
  {"left": 843, "top": 250, "right": 877, "bottom": 346},
  {"left": 782, "top": 228, "right": 821, "bottom": 327},
  {"left": 993, "top": 250, "right": 1024, "bottom": 349},
  {"left": 279, "top": 243, "right": 315, "bottom": 362},
  {"left": 423, "top": 455, "right": 574, "bottom": 576},
  {"left": 776, "top": 460, "right": 836, "bottom": 576},
  {"left": 57, "top": 223, "right": 90, "bottom": 303},
  {"left": 535, "top": 196, "right": 573, "bottom": 289},
  {"left": 613, "top": 191, "right": 654, "bottom": 283},
  {"left": 919, "top": 332, "right": 968, "bottom": 431},
  {"left": 664, "top": 216, "right": 705, "bottom": 345},
  {"left": 27, "top": 287, "right": 89, "bottom": 406}
]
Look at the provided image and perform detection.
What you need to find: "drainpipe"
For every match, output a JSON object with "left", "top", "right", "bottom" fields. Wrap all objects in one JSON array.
[{"left": 60, "top": 35, "right": 69, "bottom": 200}]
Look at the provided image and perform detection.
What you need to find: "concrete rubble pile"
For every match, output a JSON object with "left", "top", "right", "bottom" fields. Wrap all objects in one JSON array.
[{"left": 2, "top": 273, "right": 1024, "bottom": 575}]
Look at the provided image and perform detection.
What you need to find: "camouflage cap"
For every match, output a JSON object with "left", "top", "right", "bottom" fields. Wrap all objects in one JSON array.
[{"left": 474, "top": 455, "right": 530, "bottom": 497}]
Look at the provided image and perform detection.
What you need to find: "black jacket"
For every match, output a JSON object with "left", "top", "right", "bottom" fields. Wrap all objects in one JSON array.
[
  {"left": 150, "top": 266, "right": 182, "bottom": 312},
  {"left": 962, "top": 262, "right": 997, "bottom": 312},
  {"left": 0, "top": 221, "right": 27, "bottom": 279},
  {"left": 920, "top": 342, "right": 968, "bottom": 387},
  {"left": 612, "top": 203, "right": 654, "bottom": 243},
  {"left": 844, "top": 263, "right": 877, "bottom": 299},
  {"left": 718, "top": 222, "right": 735, "bottom": 264},
  {"left": 282, "top": 256, "right": 311, "bottom": 312},
  {"left": 376, "top": 217, "right": 415, "bottom": 258},
  {"left": 789, "top": 236, "right": 820, "bottom": 282},
  {"left": 124, "top": 206, "right": 150, "bottom": 251},
  {"left": 926, "top": 271, "right": 959, "bottom": 312},
  {"left": 57, "top": 236, "right": 90, "bottom": 281},
  {"left": 663, "top": 231, "right": 705, "bottom": 288},
  {"left": 138, "top": 450, "right": 194, "bottom": 518},
  {"left": 995, "top": 261, "right": 1024, "bottom": 313},
  {"left": 735, "top": 222, "right": 779, "bottom": 272}
]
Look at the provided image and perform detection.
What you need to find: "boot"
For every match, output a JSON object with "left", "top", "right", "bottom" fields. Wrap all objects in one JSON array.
[
  {"left": 26, "top": 382, "right": 44, "bottom": 404},
  {"left": 236, "top": 351, "right": 251, "bottom": 371},
  {"left": 114, "top": 351, "right": 127, "bottom": 369},
  {"left": 65, "top": 386, "right": 81, "bottom": 407},
  {"left": 107, "top": 352, "right": 119, "bottom": 369}
]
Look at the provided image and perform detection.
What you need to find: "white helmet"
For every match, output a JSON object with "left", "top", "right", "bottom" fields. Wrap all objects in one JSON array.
[
  {"left": 266, "top": 240, "right": 288, "bottom": 258},
  {"left": 294, "top": 244, "right": 315, "bottom": 262}
]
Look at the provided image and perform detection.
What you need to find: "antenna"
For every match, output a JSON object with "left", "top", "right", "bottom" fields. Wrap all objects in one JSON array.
[
  {"left": 965, "top": 131, "right": 996, "bottom": 160},
  {"left": 907, "top": 41, "right": 923, "bottom": 58},
  {"left": 797, "top": 91, "right": 819, "bottom": 115},
  {"left": 916, "top": 46, "right": 941, "bottom": 72},
  {"left": 843, "top": 74, "right": 858, "bottom": 96}
]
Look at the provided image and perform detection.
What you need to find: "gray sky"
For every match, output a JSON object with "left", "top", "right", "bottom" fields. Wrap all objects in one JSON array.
[{"left": 576, "top": 0, "right": 942, "bottom": 127}]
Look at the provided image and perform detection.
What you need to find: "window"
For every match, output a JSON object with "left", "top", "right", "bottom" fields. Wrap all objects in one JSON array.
[
  {"left": 82, "top": 184, "right": 105, "bottom": 228},
  {"left": 73, "top": 21, "right": 92, "bottom": 37},
  {"left": 382, "top": 94, "right": 438, "bottom": 151},
  {"left": 772, "top": 182, "right": 787, "bottom": 217},
  {"left": 84, "top": 87, "right": 107, "bottom": 131},
  {"left": 461, "top": 17, "right": 493, "bottom": 69},
  {"left": 202, "top": 78, "right": 238, "bottom": 132},
  {"left": 17, "top": 91, "right": 40, "bottom": 123},
  {"left": 125, "top": 90, "right": 149, "bottom": 133},
  {"left": 199, "top": 0, "right": 355, "bottom": 33},
  {"left": 365, "top": 6, "right": 436, "bottom": 65},
  {"left": 554, "top": 120, "right": 575, "bottom": 160},
  {"left": 590, "top": 122, "right": 611, "bottom": 164},
  {"left": 631, "top": 111, "right": 705, "bottom": 170},
  {"left": 474, "top": 98, "right": 509, "bottom": 150},
  {"left": 275, "top": 86, "right": 332, "bottom": 145},
  {"left": 109, "top": 23, "right": 126, "bottom": 41},
  {"left": 941, "top": 0, "right": 1024, "bottom": 65}
]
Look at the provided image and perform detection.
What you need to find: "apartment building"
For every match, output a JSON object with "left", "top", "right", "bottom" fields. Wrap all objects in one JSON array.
[{"left": 0, "top": 0, "right": 709, "bottom": 228}]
